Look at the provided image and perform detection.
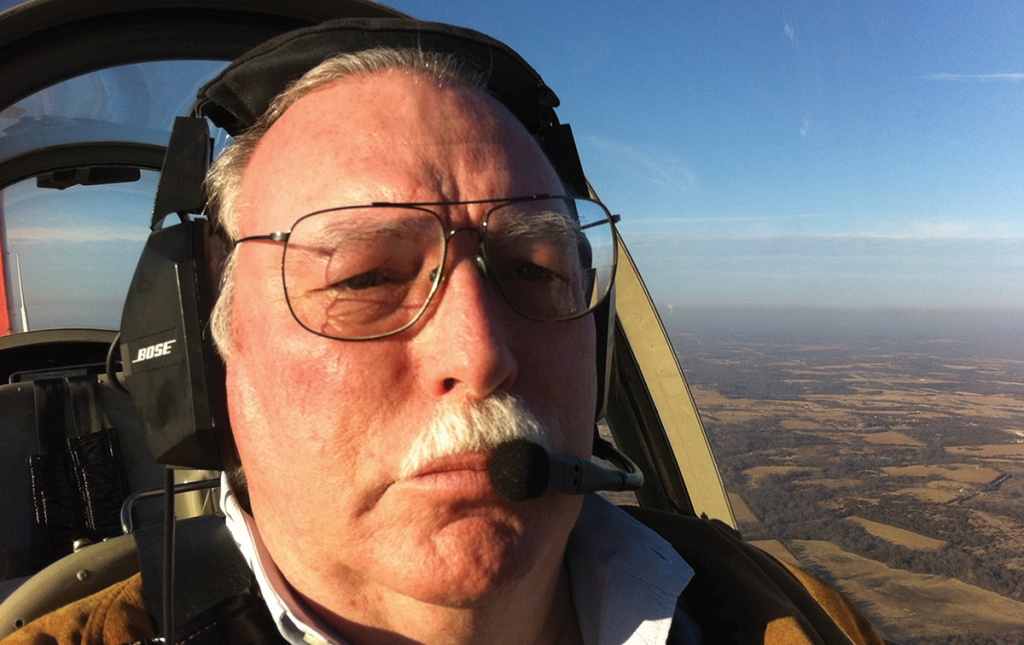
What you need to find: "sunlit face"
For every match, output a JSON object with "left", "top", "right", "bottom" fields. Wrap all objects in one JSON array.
[{"left": 224, "top": 70, "right": 597, "bottom": 618}]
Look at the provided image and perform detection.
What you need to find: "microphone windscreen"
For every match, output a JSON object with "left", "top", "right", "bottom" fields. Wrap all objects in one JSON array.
[{"left": 488, "top": 439, "right": 550, "bottom": 501}]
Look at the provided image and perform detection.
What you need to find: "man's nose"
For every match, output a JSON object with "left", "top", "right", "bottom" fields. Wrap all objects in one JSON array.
[{"left": 413, "top": 241, "right": 518, "bottom": 400}]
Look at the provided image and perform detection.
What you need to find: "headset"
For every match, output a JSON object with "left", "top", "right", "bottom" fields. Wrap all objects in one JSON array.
[
  {"left": 118, "top": 17, "right": 619, "bottom": 474},
  {"left": 117, "top": 18, "right": 639, "bottom": 640}
]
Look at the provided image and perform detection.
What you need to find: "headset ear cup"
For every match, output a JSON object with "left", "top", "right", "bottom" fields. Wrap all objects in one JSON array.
[
  {"left": 119, "top": 116, "right": 235, "bottom": 471},
  {"left": 119, "top": 219, "right": 234, "bottom": 470}
]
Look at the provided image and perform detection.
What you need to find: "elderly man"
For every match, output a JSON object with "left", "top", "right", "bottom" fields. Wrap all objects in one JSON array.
[
  {"left": 4, "top": 21, "right": 885, "bottom": 645},
  {"left": 209, "top": 48, "right": 621, "bottom": 645}
]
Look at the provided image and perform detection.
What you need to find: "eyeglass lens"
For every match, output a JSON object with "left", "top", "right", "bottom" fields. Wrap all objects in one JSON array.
[{"left": 281, "top": 197, "right": 615, "bottom": 340}]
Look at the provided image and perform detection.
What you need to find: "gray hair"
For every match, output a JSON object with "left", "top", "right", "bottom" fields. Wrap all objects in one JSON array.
[{"left": 207, "top": 48, "right": 485, "bottom": 355}]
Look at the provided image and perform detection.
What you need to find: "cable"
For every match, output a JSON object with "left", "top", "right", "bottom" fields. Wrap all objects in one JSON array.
[
  {"left": 162, "top": 466, "right": 176, "bottom": 643},
  {"left": 106, "top": 332, "right": 129, "bottom": 394}
]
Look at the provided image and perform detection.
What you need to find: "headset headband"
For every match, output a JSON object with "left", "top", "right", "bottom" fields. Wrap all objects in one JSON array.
[
  {"left": 199, "top": 18, "right": 557, "bottom": 135},
  {"left": 193, "top": 18, "right": 588, "bottom": 196}
]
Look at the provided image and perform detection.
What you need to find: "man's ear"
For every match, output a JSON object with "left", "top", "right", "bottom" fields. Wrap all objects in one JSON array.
[{"left": 203, "top": 220, "right": 242, "bottom": 472}]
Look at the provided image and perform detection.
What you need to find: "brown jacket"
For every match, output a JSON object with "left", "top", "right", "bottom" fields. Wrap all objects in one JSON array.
[
  {"left": 2, "top": 574, "right": 154, "bottom": 645},
  {"left": 624, "top": 507, "right": 885, "bottom": 644},
  {"left": 3, "top": 510, "right": 887, "bottom": 645}
]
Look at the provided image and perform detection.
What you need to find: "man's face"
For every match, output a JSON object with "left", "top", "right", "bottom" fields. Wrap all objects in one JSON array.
[{"left": 225, "top": 71, "right": 598, "bottom": 613}]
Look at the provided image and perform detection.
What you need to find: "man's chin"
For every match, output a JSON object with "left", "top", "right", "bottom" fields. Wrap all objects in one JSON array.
[
  {"left": 370, "top": 512, "right": 537, "bottom": 607},
  {"left": 373, "top": 493, "right": 582, "bottom": 607}
]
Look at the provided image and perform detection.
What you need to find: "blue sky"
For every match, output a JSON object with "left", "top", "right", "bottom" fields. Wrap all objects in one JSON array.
[
  {"left": 384, "top": 1, "right": 1024, "bottom": 312},
  {"left": 1, "top": 0, "right": 1021, "bottom": 330}
]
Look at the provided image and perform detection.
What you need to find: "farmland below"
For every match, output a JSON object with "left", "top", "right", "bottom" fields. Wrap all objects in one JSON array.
[{"left": 669, "top": 308, "right": 1024, "bottom": 645}]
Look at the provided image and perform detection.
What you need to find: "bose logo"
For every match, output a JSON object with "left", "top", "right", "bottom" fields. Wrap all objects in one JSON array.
[{"left": 133, "top": 339, "right": 177, "bottom": 363}]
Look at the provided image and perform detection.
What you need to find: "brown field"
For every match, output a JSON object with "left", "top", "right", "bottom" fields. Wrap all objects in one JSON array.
[
  {"left": 687, "top": 386, "right": 740, "bottom": 407},
  {"left": 689, "top": 386, "right": 862, "bottom": 426},
  {"left": 956, "top": 392, "right": 1024, "bottom": 417},
  {"left": 797, "top": 478, "right": 862, "bottom": 490},
  {"left": 779, "top": 419, "right": 823, "bottom": 431},
  {"left": 881, "top": 464, "right": 1003, "bottom": 485},
  {"left": 743, "top": 465, "right": 817, "bottom": 486},
  {"left": 748, "top": 539, "right": 800, "bottom": 567},
  {"left": 892, "top": 485, "right": 962, "bottom": 504},
  {"left": 681, "top": 337, "right": 1024, "bottom": 643},
  {"left": 806, "top": 385, "right": 1020, "bottom": 421},
  {"left": 947, "top": 444, "right": 1024, "bottom": 458},
  {"left": 791, "top": 540, "right": 1024, "bottom": 642},
  {"left": 862, "top": 431, "right": 923, "bottom": 446},
  {"left": 846, "top": 516, "right": 946, "bottom": 551},
  {"left": 969, "top": 510, "right": 1024, "bottom": 560},
  {"left": 728, "top": 492, "right": 759, "bottom": 523},
  {"left": 692, "top": 379, "right": 1024, "bottom": 435}
]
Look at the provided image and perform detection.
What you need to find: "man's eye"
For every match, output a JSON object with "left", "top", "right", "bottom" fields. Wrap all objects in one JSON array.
[
  {"left": 515, "top": 262, "right": 558, "bottom": 282},
  {"left": 332, "top": 270, "right": 398, "bottom": 291},
  {"left": 320, "top": 250, "right": 426, "bottom": 294}
]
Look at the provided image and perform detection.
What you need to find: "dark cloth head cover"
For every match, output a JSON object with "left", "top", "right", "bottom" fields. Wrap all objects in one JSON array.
[{"left": 197, "top": 17, "right": 561, "bottom": 137}]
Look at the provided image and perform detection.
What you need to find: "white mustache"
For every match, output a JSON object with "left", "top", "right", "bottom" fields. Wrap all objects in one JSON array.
[{"left": 398, "top": 393, "right": 550, "bottom": 479}]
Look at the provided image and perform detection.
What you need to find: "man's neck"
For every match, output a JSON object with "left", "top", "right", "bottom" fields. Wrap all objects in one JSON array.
[
  {"left": 304, "top": 559, "right": 582, "bottom": 645},
  {"left": 222, "top": 483, "right": 592, "bottom": 645}
]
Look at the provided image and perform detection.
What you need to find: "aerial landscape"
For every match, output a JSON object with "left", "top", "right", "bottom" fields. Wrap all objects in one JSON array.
[{"left": 668, "top": 308, "right": 1024, "bottom": 645}]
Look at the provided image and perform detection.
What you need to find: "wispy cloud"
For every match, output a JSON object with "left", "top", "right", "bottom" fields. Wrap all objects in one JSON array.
[
  {"left": 783, "top": 23, "right": 797, "bottom": 46},
  {"left": 626, "top": 230, "right": 1024, "bottom": 247},
  {"left": 581, "top": 135, "right": 699, "bottom": 197},
  {"left": 7, "top": 227, "right": 149, "bottom": 244},
  {"left": 621, "top": 217, "right": 1024, "bottom": 243},
  {"left": 924, "top": 73, "right": 1024, "bottom": 82},
  {"left": 626, "top": 214, "right": 777, "bottom": 226}
]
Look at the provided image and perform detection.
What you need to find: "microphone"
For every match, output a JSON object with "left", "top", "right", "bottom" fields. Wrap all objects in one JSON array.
[{"left": 488, "top": 439, "right": 643, "bottom": 502}]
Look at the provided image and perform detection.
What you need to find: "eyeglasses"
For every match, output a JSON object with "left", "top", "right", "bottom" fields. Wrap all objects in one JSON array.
[{"left": 234, "top": 195, "right": 618, "bottom": 340}]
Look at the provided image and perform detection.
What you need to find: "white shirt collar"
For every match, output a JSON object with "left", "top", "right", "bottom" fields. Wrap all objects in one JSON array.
[
  {"left": 567, "top": 495, "right": 694, "bottom": 645},
  {"left": 222, "top": 477, "right": 693, "bottom": 645}
]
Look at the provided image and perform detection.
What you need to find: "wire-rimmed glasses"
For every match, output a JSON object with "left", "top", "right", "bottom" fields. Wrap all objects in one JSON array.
[{"left": 234, "top": 195, "right": 618, "bottom": 340}]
